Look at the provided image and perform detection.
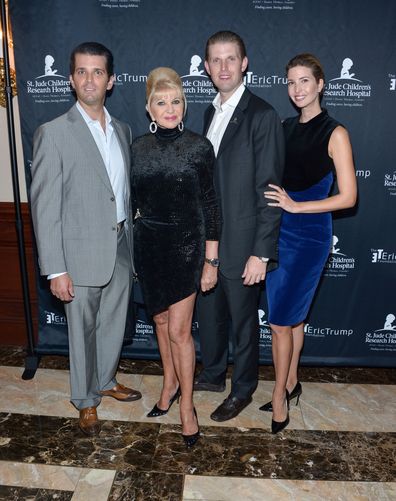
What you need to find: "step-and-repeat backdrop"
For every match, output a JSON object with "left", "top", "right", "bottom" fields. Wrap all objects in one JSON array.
[{"left": 10, "top": 0, "right": 396, "bottom": 366}]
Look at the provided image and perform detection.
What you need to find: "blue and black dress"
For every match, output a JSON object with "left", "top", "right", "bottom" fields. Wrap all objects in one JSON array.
[{"left": 266, "top": 109, "right": 341, "bottom": 326}]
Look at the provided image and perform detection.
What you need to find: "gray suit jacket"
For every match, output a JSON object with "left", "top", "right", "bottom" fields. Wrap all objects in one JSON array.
[{"left": 30, "top": 103, "right": 133, "bottom": 287}]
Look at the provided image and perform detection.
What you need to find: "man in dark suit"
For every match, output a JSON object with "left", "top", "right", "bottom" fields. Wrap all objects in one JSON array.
[
  {"left": 31, "top": 42, "right": 141, "bottom": 436},
  {"left": 195, "top": 31, "right": 284, "bottom": 421}
]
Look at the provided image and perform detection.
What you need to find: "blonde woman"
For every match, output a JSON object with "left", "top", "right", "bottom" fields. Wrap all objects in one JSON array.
[{"left": 132, "top": 68, "right": 220, "bottom": 447}]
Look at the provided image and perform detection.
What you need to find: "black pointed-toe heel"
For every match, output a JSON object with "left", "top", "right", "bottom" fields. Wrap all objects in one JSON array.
[
  {"left": 271, "top": 414, "right": 290, "bottom": 434},
  {"left": 260, "top": 381, "right": 302, "bottom": 412},
  {"left": 147, "top": 387, "right": 180, "bottom": 417},
  {"left": 271, "top": 390, "right": 290, "bottom": 435},
  {"left": 291, "top": 381, "right": 302, "bottom": 405},
  {"left": 182, "top": 408, "right": 200, "bottom": 448}
]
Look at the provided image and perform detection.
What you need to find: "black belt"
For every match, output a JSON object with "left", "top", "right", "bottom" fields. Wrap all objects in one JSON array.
[{"left": 117, "top": 220, "right": 125, "bottom": 232}]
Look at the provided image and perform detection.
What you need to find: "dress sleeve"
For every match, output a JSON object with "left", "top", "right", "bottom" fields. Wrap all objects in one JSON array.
[{"left": 198, "top": 141, "right": 221, "bottom": 240}]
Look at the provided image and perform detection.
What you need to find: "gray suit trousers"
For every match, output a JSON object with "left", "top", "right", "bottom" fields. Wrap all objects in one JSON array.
[{"left": 65, "top": 227, "right": 132, "bottom": 410}]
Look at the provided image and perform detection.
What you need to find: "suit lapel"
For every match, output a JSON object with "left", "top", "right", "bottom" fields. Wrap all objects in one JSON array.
[
  {"left": 216, "top": 107, "right": 245, "bottom": 158},
  {"left": 217, "top": 88, "right": 251, "bottom": 158},
  {"left": 67, "top": 104, "right": 113, "bottom": 194}
]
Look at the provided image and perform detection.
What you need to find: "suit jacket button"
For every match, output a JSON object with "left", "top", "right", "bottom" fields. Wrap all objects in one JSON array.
[
  {"left": 110, "top": 196, "right": 115, "bottom": 201},
  {"left": 112, "top": 226, "right": 116, "bottom": 231}
]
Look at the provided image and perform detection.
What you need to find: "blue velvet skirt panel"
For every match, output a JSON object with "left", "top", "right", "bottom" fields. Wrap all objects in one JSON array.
[{"left": 266, "top": 173, "right": 333, "bottom": 326}]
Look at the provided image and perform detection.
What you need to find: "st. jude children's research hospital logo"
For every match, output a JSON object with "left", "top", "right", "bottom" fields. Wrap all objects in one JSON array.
[
  {"left": 181, "top": 55, "right": 216, "bottom": 104},
  {"left": 26, "top": 54, "right": 71, "bottom": 104},
  {"left": 324, "top": 235, "right": 356, "bottom": 277},
  {"left": 384, "top": 171, "right": 396, "bottom": 196},
  {"left": 365, "top": 314, "right": 396, "bottom": 352},
  {"left": 258, "top": 309, "right": 272, "bottom": 348},
  {"left": 324, "top": 57, "right": 372, "bottom": 108}
]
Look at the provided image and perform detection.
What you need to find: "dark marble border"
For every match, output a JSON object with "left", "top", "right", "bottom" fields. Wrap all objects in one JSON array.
[
  {"left": 109, "top": 471, "right": 183, "bottom": 501},
  {"left": 1, "top": 345, "right": 396, "bottom": 384},
  {"left": 0, "top": 486, "right": 73, "bottom": 500},
  {"left": 1, "top": 412, "right": 395, "bottom": 483}
]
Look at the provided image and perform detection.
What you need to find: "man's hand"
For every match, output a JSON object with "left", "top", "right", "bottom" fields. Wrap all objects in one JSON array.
[
  {"left": 242, "top": 256, "right": 267, "bottom": 285},
  {"left": 201, "top": 263, "right": 218, "bottom": 292},
  {"left": 50, "top": 273, "right": 75, "bottom": 302}
]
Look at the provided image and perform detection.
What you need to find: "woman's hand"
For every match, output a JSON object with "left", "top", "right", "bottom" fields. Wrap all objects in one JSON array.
[
  {"left": 264, "top": 184, "right": 299, "bottom": 213},
  {"left": 201, "top": 263, "right": 218, "bottom": 292}
]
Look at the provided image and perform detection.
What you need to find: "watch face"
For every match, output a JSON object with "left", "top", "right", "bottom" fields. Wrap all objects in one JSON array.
[{"left": 206, "top": 258, "right": 220, "bottom": 267}]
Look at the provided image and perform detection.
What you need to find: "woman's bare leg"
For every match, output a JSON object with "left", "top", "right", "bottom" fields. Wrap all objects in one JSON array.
[
  {"left": 152, "top": 310, "right": 179, "bottom": 409},
  {"left": 168, "top": 293, "right": 198, "bottom": 435},
  {"left": 287, "top": 322, "right": 304, "bottom": 391},
  {"left": 270, "top": 323, "right": 293, "bottom": 421}
]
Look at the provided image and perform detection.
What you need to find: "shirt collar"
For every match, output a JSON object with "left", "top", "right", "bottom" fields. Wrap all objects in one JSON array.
[
  {"left": 212, "top": 82, "right": 245, "bottom": 112},
  {"left": 76, "top": 101, "right": 112, "bottom": 128}
]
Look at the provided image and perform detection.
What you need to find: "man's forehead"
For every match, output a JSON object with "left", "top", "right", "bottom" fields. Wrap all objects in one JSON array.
[
  {"left": 74, "top": 54, "right": 106, "bottom": 65},
  {"left": 208, "top": 42, "right": 241, "bottom": 56}
]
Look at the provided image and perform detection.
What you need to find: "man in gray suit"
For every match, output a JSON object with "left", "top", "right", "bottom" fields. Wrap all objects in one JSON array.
[{"left": 30, "top": 42, "right": 141, "bottom": 436}]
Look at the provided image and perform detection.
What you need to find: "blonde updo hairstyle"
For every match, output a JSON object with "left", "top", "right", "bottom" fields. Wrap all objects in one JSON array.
[{"left": 146, "top": 67, "right": 187, "bottom": 118}]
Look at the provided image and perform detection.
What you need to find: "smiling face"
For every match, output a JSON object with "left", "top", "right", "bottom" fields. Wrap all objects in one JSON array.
[
  {"left": 147, "top": 87, "right": 184, "bottom": 129},
  {"left": 69, "top": 53, "right": 114, "bottom": 109},
  {"left": 287, "top": 65, "right": 323, "bottom": 112},
  {"left": 205, "top": 41, "right": 248, "bottom": 102}
]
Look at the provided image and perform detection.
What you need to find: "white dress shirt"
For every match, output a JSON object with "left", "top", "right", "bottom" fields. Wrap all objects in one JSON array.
[
  {"left": 48, "top": 102, "right": 127, "bottom": 280},
  {"left": 206, "top": 82, "right": 245, "bottom": 156}
]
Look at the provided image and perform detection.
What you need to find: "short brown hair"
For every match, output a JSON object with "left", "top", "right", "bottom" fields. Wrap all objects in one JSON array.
[
  {"left": 70, "top": 42, "right": 113, "bottom": 75},
  {"left": 205, "top": 31, "right": 247, "bottom": 61},
  {"left": 286, "top": 53, "right": 325, "bottom": 94},
  {"left": 146, "top": 67, "right": 186, "bottom": 115}
]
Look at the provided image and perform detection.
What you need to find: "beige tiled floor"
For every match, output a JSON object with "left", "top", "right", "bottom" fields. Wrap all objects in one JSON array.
[
  {"left": 1, "top": 366, "right": 395, "bottom": 432},
  {"left": 183, "top": 476, "right": 396, "bottom": 501},
  {"left": 1, "top": 365, "right": 395, "bottom": 500},
  {"left": 0, "top": 461, "right": 115, "bottom": 501}
]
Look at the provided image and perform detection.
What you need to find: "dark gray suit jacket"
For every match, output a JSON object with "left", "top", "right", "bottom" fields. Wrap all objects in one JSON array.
[
  {"left": 204, "top": 88, "right": 285, "bottom": 279},
  {"left": 31, "top": 104, "right": 133, "bottom": 287}
]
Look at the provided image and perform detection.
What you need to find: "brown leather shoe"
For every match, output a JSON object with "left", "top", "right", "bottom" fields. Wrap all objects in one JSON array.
[
  {"left": 78, "top": 407, "right": 100, "bottom": 436},
  {"left": 100, "top": 383, "right": 142, "bottom": 402}
]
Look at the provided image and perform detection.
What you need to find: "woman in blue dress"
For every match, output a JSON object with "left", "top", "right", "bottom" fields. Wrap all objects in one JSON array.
[{"left": 262, "top": 54, "right": 357, "bottom": 434}]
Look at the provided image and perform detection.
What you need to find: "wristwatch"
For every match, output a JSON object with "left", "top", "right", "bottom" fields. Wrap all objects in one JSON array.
[
  {"left": 205, "top": 257, "right": 220, "bottom": 267},
  {"left": 258, "top": 257, "right": 269, "bottom": 263}
]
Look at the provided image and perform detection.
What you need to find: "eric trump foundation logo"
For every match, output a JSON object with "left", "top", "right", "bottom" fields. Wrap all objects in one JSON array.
[
  {"left": 45, "top": 310, "right": 67, "bottom": 325},
  {"left": 26, "top": 54, "right": 71, "bottom": 104},
  {"left": 371, "top": 248, "right": 396, "bottom": 264}
]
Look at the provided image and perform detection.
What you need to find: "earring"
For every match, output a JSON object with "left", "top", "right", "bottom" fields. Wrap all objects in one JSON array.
[
  {"left": 178, "top": 121, "right": 184, "bottom": 132},
  {"left": 149, "top": 121, "right": 157, "bottom": 134}
]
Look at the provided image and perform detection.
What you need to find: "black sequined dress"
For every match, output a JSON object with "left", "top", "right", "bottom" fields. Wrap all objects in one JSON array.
[{"left": 131, "top": 127, "right": 220, "bottom": 315}]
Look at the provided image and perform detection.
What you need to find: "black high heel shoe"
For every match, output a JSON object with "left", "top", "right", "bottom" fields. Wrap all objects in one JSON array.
[
  {"left": 147, "top": 387, "right": 181, "bottom": 417},
  {"left": 259, "top": 381, "right": 302, "bottom": 412},
  {"left": 271, "top": 390, "right": 290, "bottom": 434},
  {"left": 182, "top": 408, "right": 200, "bottom": 448}
]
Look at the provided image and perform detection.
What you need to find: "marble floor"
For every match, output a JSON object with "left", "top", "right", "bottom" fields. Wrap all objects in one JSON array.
[{"left": 0, "top": 346, "right": 395, "bottom": 500}]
